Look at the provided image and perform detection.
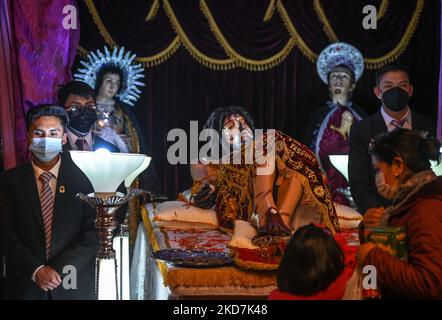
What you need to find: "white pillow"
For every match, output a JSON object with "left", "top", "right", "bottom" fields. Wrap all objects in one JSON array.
[
  {"left": 228, "top": 220, "right": 259, "bottom": 250},
  {"left": 335, "top": 204, "right": 363, "bottom": 230},
  {"left": 153, "top": 200, "right": 218, "bottom": 229}
]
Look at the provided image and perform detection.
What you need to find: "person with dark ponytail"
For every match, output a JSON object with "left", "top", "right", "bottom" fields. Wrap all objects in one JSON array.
[
  {"left": 269, "top": 224, "right": 356, "bottom": 300},
  {"left": 357, "top": 128, "right": 442, "bottom": 299}
]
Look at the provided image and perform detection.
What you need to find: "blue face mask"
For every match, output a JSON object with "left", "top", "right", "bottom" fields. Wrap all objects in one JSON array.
[{"left": 29, "top": 137, "right": 63, "bottom": 162}]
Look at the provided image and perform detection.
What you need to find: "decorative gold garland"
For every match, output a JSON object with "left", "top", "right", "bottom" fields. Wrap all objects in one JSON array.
[
  {"left": 84, "top": 0, "right": 117, "bottom": 47},
  {"left": 145, "top": 0, "right": 160, "bottom": 21},
  {"left": 199, "top": 0, "right": 296, "bottom": 71},
  {"left": 378, "top": 0, "right": 389, "bottom": 20},
  {"left": 276, "top": 0, "right": 318, "bottom": 62},
  {"left": 313, "top": 0, "right": 390, "bottom": 41},
  {"left": 263, "top": 0, "right": 276, "bottom": 22},
  {"left": 136, "top": 37, "right": 181, "bottom": 67},
  {"left": 365, "top": 0, "right": 424, "bottom": 69},
  {"left": 163, "top": 0, "right": 236, "bottom": 70},
  {"left": 313, "top": 0, "right": 338, "bottom": 42},
  {"left": 313, "top": 0, "right": 424, "bottom": 69},
  {"left": 83, "top": 0, "right": 180, "bottom": 67},
  {"left": 80, "top": 0, "right": 423, "bottom": 71}
]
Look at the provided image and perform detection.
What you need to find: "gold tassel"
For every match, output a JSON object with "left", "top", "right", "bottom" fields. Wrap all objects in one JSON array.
[{"left": 200, "top": 0, "right": 295, "bottom": 71}]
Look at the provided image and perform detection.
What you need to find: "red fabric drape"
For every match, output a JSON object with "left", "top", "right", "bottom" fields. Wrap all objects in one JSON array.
[
  {"left": 0, "top": 0, "right": 19, "bottom": 169},
  {"left": 0, "top": 0, "right": 80, "bottom": 167},
  {"left": 438, "top": 0, "right": 442, "bottom": 141}
]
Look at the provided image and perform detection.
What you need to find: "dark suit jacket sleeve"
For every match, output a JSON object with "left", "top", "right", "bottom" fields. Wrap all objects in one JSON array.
[
  {"left": 348, "top": 123, "right": 385, "bottom": 213},
  {"left": 0, "top": 173, "right": 45, "bottom": 278},
  {"left": 49, "top": 203, "right": 98, "bottom": 274}
]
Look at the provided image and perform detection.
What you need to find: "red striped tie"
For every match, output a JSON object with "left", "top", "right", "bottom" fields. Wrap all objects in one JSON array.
[{"left": 39, "top": 172, "right": 54, "bottom": 259}]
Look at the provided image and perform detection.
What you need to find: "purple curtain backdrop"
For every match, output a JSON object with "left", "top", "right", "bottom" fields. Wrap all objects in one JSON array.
[
  {"left": 439, "top": 0, "right": 442, "bottom": 140},
  {"left": 0, "top": 0, "right": 80, "bottom": 167},
  {"left": 0, "top": 0, "right": 19, "bottom": 169}
]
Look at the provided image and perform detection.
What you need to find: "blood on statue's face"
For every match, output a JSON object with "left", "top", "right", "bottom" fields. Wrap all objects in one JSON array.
[
  {"left": 222, "top": 114, "right": 253, "bottom": 145},
  {"left": 329, "top": 71, "right": 353, "bottom": 97}
]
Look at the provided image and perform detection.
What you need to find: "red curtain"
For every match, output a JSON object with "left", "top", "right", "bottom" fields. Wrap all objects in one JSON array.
[
  {"left": 438, "top": 0, "right": 442, "bottom": 140},
  {"left": 0, "top": 0, "right": 80, "bottom": 168},
  {"left": 0, "top": 0, "right": 19, "bottom": 169}
]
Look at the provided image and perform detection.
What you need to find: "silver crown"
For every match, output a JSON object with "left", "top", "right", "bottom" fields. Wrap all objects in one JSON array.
[
  {"left": 317, "top": 42, "right": 364, "bottom": 84},
  {"left": 74, "top": 46, "right": 145, "bottom": 106}
]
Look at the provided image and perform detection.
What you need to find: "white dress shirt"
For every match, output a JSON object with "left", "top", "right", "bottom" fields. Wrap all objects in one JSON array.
[
  {"left": 381, "top": 107, "right": 412, "bottom": 132},
  {"left": 30, "top": 156, "right": 61, "bottom": 282}
]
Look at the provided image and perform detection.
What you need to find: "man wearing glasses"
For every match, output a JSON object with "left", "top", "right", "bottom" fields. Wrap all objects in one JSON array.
[{"left": 57, "top": 81, "right": 119, "bottom": 152}]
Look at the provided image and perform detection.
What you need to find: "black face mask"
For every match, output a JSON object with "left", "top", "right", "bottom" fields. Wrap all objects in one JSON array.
[
  {"left": 380, "top": 87, "right": 410, "bottom": 112},
  {"left": 68, "top": 109, "right": 97, "bottom": 133}
]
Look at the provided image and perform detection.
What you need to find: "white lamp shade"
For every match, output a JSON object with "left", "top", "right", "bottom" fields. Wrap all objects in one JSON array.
[
  {"left": 329, "top": 152, "right": 442, "bottom": 180},
  {"left": 124, "top": 156, "right": 151, "bottom": 188},
  {"left": 329, "top": 155, "right": 349, "bottom": 181},
  {"left": 70, "top": 149, "right": 151, "bottom": 193}
]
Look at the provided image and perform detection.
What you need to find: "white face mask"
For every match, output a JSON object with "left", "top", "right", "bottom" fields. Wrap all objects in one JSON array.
[
  {"left": 375, "top": 171, "right": 398, "bottom": 200},
  {"left": 29, "top": 137, "right": 62, "bottom": 162}
]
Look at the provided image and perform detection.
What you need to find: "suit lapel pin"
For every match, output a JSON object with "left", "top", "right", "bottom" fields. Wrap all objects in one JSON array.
[{"left": 59, "top": 185, "right": 65, "bottom": 193}]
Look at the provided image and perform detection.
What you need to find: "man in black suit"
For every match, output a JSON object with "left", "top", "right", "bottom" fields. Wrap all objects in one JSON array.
[
  {"left": 349, "top": 65, "right": 436, "bottom": 214},
  {"left": 0, "top": 105, "right": 98, "bottom": 299},
  {"left": 58, "top": 81, "right": 128, "bottom": 227},
  {"left": 57, "top": 81, "right": 119, "bottom": 152}
]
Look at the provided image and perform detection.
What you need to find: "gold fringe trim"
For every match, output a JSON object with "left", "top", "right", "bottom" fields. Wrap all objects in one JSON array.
[
  {"left": 167, "top": 265, "right": 276, "bottom": 288},
  {"left": 80, "top": 0, "right": 420, "bottom": 70},
  {"left": 276, "top": 0, "right": 318, "bottom": 62},
  {"left": 163, "top": 0, "right": 236, "bottom": 70},
  {"left": 364, "top": 0, "right": 424, "bottom": 69},
  {"left": 263, "top": 0, "right": 276, "bottom": 22},
  {"left": 313, "top": 0, "right": 424, "bottom": 69},
  {"left": 84, "top": 0, "right": 117, "bottom": 47},
  {"left": 136, "top": 37, "right": 181, "bottom": 67},
  {"left": 84, "top": 0, "right": 180, "bottom": 67},
  {"left": 378, "top": 0, "right": 389, "bottom": 20},
  {"left": 313, "top": 0, "right": 338, "bottom": 41},
  {"left": 200, "top": 0, "right": 296, "bottom": 71},
  {"left": 313, "top": 0, "right": 391, "bottom": 39},
  {"left": 145, "top": 0, "right": 160, "bottom": 21},
  {"left": 141, "top": 205, "right": 169, "bottom": 286}
]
